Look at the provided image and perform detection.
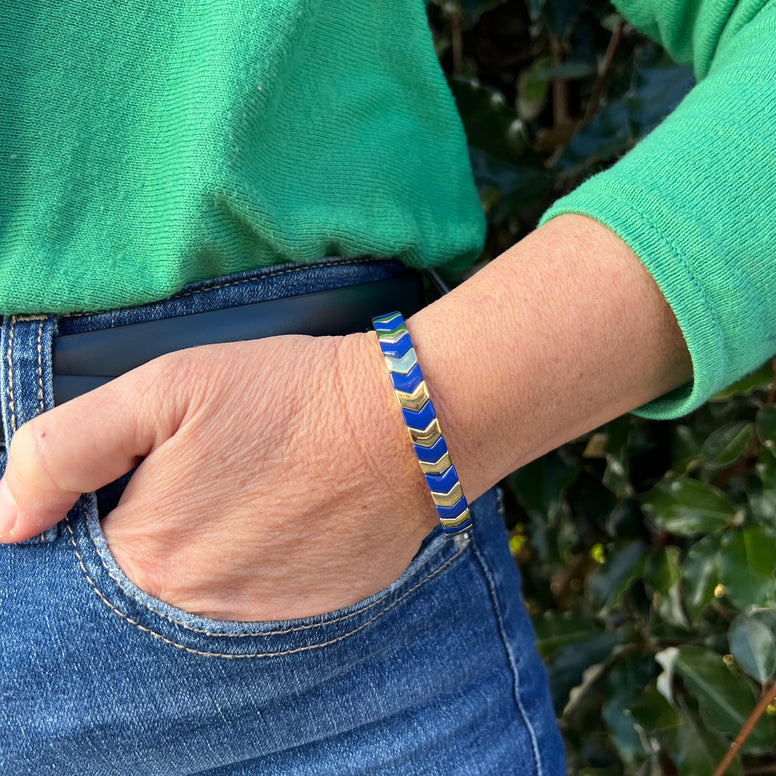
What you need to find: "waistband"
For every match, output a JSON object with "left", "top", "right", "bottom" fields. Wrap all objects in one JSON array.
[{"left": 0, "top": 257, "right": 431, "bottom": 449}]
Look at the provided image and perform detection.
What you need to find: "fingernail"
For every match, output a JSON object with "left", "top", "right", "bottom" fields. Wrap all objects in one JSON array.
[{"left": 0, "top": 478, "right": 18, "bottom": 540}]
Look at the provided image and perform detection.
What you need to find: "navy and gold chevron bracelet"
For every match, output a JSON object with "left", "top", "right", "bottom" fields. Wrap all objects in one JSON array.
[{"left": 372, "top": 311, "right": 472, "bottom": 537}]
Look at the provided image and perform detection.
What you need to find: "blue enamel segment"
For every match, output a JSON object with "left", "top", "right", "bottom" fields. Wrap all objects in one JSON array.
[
  {"left": 372, "top": 312, "right": 404, "bottom": 331},
  {"left": 413, "top": 435, "right": 448, "bottom": 463},
  {"left": 388, "top": 362, "right": 423, "bottom": 393},
  {"left": 377, "top": 332, "right": 412, "bottom": 358},
  {"left": 435, "top": 496, "right": 470, "bottom": 521},
  {"left": 424, "top": 465, "right": 458, "bottom": 493},
  {"left": 401, "top": 399, "right": 436, "bottom": 430},
  {"left": 442, "top": 516, "right": 472, "bottom": 536}
]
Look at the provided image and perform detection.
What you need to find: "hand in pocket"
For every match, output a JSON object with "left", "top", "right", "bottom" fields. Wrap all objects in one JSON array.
[{"left": 0, "top": 333, "right": 438, "bottom": 621}]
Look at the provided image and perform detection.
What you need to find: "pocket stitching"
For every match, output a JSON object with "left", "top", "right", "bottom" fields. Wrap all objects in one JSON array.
[
  {"left": 66, "top": 514, "right": 469, "bottom": 657},
  {"left": 85, "top": 510, "right": 448, "bottom": 637}
]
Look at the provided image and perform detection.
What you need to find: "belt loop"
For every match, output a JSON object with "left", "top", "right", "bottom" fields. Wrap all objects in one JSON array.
[
  {"left": 0, "top": 314, "right": 59, "bottom": 542},
  {"left": 1, "top": 314, "right": 58, "bottom": 448}
]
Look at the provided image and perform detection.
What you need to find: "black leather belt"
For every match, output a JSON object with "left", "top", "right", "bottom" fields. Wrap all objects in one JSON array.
[{"left": 52, "top": 271, "right": 428, "bottom": 405}]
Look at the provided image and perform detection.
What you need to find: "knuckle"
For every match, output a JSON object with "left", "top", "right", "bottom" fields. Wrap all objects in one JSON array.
[
  {"left": 8, "top": 413, "right": 66, "bottom": 489},
  {"left": 118, "top": 351, "right": 193, "bottom": 441},
  {"left": 11, "top": 414, "right": 50, "bottom": 465}
]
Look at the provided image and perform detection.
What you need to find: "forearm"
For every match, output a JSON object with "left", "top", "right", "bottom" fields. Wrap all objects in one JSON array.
[{"left": 362, "top": 214, "right": 692, "bottom": 504}]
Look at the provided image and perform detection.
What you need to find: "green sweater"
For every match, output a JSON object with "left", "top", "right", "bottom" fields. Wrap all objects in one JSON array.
[
  {"left": 1, "top": 1, "right": 775, "bottom": 419},
  {"left": 543, "top": 0, "right": 776, "bottom": 418}
]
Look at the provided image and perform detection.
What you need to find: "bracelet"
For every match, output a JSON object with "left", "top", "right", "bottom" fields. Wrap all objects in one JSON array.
[{"left": 372, "top": 312, "right": 472, "bottom": 537}]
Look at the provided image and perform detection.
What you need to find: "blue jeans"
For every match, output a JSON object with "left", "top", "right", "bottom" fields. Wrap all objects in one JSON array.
[{"left": 0, "top": 258, "right": 564, "bottom": 775}]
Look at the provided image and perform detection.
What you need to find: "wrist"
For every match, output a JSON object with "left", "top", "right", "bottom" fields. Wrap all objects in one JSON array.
[
  {"left": 404, "top": 214, "right": 692, "bottom": 501},
  {"left": 335, "top": 331, "right": 439, "bottom": 537}
]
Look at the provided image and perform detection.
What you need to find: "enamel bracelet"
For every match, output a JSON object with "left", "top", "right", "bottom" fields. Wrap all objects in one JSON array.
[{"left": 372, "top": 312, "right": 472, "bottom": 537}]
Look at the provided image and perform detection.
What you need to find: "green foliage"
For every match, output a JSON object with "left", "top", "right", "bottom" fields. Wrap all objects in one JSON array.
[{"left": 427, "top": 1, "right": 776, "bottom": 772}]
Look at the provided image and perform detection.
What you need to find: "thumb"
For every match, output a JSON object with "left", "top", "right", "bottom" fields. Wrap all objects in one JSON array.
[{"left": 0, "top": 359, "right": 184, "bottom": 543}]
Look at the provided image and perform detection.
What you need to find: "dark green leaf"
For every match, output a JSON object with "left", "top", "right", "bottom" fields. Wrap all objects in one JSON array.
[
  {"left": 729, "top": 614, "right": 776, "bottom": 683},
  {"left": 450, "top": 77, "right": 528, "bottom": 163},
  {"left": 641, "top": 477, "right": 735, "bottom": 536},
  {"left": 469, "top": 148, "right": 554, "bottom": 217},
  {"left": 509, "top": 450, "right": 578, "bottom": 523},
  {"left": 628, "top": 683, "right": 680, "bottom": 734},
  {"left": 701, "top": 422, "right": 754, "bottom": 469},
  {"left": 555, "top": 98, "right": 632, "bottom": 175},
  {"left": 600, "top": 416, "right": 632, "bottom": 497},
  {"left": 602, "top": 658, "right": 656, "bottom": 767},
  {"left": 626, "top": 54, "right": 694, "bottom": 137},
  {"left": 670, "top": 423, "right": 703, "bottom": 473},
  {"left": 664, "top": 706, "right": 741, "bottom": 776},
  {"left": 749, "top": 449, "right": 776, "bottom": 528},
  {"left": 532, "top": 612, "right": 606, "bottom": 659},
  {"left": 588, "top": 539, "right": 646, "bottom": 612},
  {"left": 682, "top": 534, "right": 721, "bottom": 624},
  {"left": 544, "top": 631, "right": 621, "bottom": 716},
  {"left": 756, "top": 405, "right": 776, "bottom": 459},
  {"left": 719, "top": 525, "right": 776, "bottom": 609},
  {"left": 673, "top": 646, "right": 774, "bottom": 750},
  {"left": 644, "top": 546, "right": 688, "bottom": 628},
  {"left": 556, "top": 49, "right": 693, "bottom": 178},
  {"left": 517, "top": 57, "right": 552, "bottom": 121}
]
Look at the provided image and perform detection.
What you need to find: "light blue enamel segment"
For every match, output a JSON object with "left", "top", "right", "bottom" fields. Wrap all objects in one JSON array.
[
  {"left": 413, "top": 434, "right": 448, "bottom": 463},
  {"left": 424, "top": 465, "right": 458, "bottom": 493},
  {"left": 378, "top": 331, "right": 412, "bottom": 358},
  {"left": 384, "top": 347, "right": 417, "bottom": 375},
  {"left": 376, "top": 325, "right": 409, "bottom": 344},
  {"left": 401, "top": 398, "right": 436, "bottom": 430},
  {"left": 435, "top": 496, "right": 469, "bottom": 521},
  {"left": 372, "top": 311, "right": 404, "bottom": 331},
  {"left": 389, "top": 362, "right": 423, "bottom": 393}
]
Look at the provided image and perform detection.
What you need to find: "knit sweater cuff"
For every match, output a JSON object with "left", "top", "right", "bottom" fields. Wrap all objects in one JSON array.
[
  {"left": 540, "top": 192, "right": 725, "bottom": 420},
  {"left": 538, "top": 2, "right": 776, "bottom": 419}
]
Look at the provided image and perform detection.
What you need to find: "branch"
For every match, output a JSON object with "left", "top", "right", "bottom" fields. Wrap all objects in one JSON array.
[
  {"left": 582, "top": 20, "right": 626, "bottom": 124},
  {"left": 712, "top": 679, "right": 776, "bottom": 776}
]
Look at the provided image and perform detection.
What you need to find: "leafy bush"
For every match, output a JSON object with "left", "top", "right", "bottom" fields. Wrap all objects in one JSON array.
[{"left": 427, "top": 2, "right": 776, "bottom": 773}]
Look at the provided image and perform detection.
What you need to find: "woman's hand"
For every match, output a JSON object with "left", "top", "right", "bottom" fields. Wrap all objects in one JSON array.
[{"left": 0, "top": 332, "right": 439, "bottom": 621}]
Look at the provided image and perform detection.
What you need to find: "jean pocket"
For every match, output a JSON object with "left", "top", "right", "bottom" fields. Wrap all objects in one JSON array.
[{"left": 64, "top": 492, "right": 471, "bottom": 659}]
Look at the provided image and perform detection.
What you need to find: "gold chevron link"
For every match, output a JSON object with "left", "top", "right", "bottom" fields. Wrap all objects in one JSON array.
[
  {"left": 409, "top": 418, "right": 441, "bottom": 447},
  {"left": 419, "top": 451, "right": 453, "bottom": 474},
  {"left": 440, "top": 508, "right": 471, "bottom": 528},
  {"left": 396, "top": 381, "right": 430, "bottom": 412},
  {"left": 430, "top": 482, "right": 464, "bottom": 508}
]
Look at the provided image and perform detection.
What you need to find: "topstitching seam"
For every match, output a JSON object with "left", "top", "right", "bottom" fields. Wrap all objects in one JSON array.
[
  {"left": 65, "top": 515, "right": 467, "bottom": 659},
  {"left": 470, "top": 491, "right": 545, "bottom": 776},
  {"left": 6, "top": 316, "right": 16, "bottom": 434},
  {"left": 86, "top": 512, "right": 446, "bottom": 637},
  {"left": 35, "top": 319, "right": 44, "bottom": 416},
  {"left": 35, "top": 319, "right": 46, "bottom": 543}
]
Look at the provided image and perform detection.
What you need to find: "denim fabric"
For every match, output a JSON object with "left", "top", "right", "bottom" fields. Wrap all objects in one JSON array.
[{"left": 0, "top": 258, "right": 564, "bottom": 775}]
